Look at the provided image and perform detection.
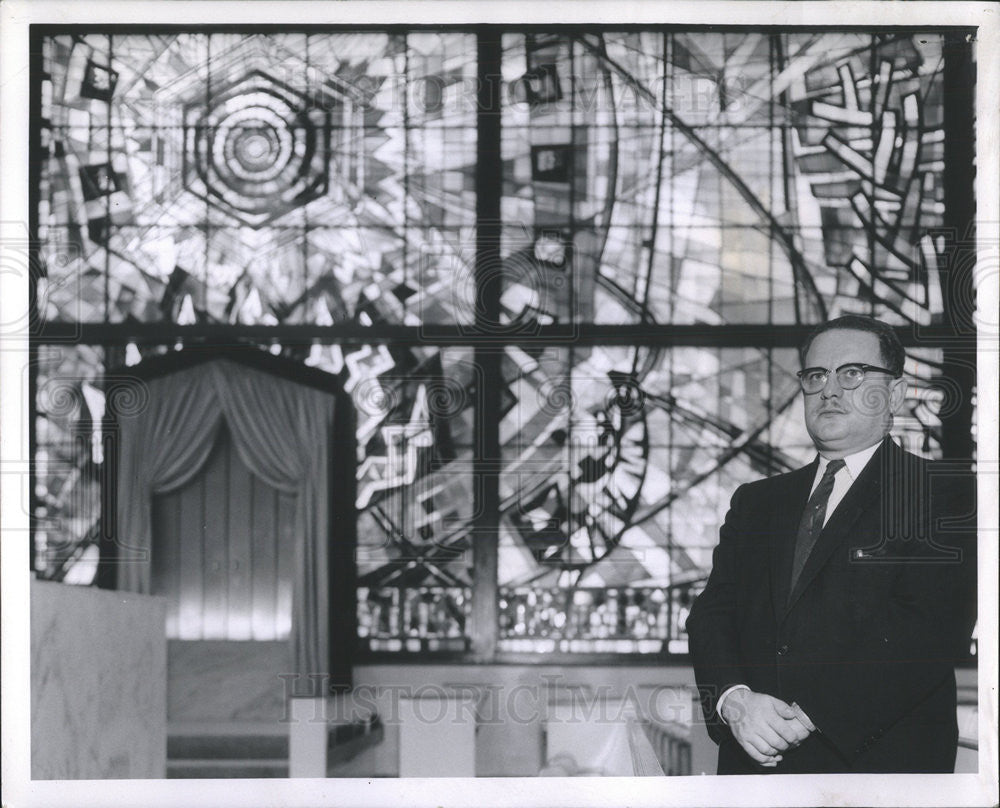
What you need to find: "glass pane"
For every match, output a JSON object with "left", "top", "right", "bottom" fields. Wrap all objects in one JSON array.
[
  {"left": 39, "top": 32, "right": 477, "bottom": 325},
  {"left": 34, "top": 346, "right": 107, "bottom": 584},
  {"left": 500, "top": 32, "right": 949, "bottom": 327},
  {"left": 354, "top": 346, "right": 476, "bottom": 653}
]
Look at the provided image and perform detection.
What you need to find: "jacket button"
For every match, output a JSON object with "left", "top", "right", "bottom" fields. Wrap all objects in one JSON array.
[{"left": 777, "top": 645, "right": 789, "bottom": 655}]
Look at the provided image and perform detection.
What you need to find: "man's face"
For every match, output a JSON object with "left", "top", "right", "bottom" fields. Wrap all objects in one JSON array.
[{"left": 802, "top": 328, "right": 906, "bottom": 458}]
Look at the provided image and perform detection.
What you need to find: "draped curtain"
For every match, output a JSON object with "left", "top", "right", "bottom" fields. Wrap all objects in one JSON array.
[{"left": 116, "top": 359, "right": 336, "bottom": 681}]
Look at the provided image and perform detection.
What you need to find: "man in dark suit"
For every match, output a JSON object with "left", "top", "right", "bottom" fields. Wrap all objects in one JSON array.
[{"left": 686, "top": 315, "right": 977, "bottom": 774}]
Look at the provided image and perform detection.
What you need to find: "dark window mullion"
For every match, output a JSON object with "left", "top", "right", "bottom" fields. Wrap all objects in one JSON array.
[
  {"left": 940, "top": 32, "right": 976, "bottom": 463},
  {"left": 471, "top": 29, "right": 503, "bottom": 661}
]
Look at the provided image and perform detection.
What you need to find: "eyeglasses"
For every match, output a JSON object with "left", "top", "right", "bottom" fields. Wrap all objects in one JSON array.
[{"left": 796, "top": 363, "right": 900, "bottom": 394}]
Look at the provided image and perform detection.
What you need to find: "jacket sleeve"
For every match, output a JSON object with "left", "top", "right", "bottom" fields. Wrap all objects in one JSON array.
[
  {"left": 685, "top": 483, "right": 752, "bottom": 745},
  {"left": 788, "top": 463, "right": 978, "bottom": 761}
]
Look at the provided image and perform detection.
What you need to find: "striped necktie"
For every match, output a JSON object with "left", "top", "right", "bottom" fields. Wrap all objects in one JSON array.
[{"left": 789, "top": 458, "right": 846, "bottom": 595}]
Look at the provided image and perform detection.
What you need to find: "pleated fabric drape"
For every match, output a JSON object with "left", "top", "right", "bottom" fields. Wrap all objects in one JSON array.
[{"left": 116, "top": 359, "right": 336, "bottom": 682}]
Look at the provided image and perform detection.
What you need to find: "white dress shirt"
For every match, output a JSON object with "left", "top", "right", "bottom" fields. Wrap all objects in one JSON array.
[
  {"left": 715, "top": 439, "right": 888, "bottom": 723},
  {"left": 808, "top": 440, "right": 883, "bottom": 528}
]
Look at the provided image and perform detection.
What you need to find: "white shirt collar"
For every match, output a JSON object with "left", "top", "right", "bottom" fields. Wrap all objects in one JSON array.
[{"left": 816, "top": 438, "right": 886, "bottom": 482}]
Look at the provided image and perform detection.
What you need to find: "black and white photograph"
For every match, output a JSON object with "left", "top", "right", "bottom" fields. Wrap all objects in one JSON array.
[{"left": 1, "top": 1, "right": 996, "bottom": 806}]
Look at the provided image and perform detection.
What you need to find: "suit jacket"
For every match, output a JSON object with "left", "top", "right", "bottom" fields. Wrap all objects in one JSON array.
[{"left": 686, "top": 438, "right": 977, "bottom": 774}]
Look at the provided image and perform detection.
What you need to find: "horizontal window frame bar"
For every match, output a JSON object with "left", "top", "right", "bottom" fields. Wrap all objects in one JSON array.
[{"left": 31, "top": 322, "right": 977, "bottom": 348}]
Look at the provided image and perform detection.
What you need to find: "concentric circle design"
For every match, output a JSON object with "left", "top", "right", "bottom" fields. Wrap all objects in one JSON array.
[
  {"left": 184, "top": 73, "right": 329, "bottom": 227},
  {"left": 228, "top": 125, "right": 283, "bottom": 177}
]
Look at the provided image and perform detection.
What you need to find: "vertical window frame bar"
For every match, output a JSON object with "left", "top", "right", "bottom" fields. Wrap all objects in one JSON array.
[{"left": 470, "top": 28, "right": 503, "bottom": 661}]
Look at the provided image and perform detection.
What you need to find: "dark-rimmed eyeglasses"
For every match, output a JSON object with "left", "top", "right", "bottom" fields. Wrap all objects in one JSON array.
[{"left": 796, "top": 363, "right": 900, "bottom": 394}]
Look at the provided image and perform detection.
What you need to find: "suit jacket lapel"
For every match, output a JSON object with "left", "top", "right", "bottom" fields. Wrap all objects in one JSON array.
[
  {"left": 784, "top": 438, "right": 893, "bottom": 613},
  {"left": 770, "top": 459, "right": 818, "bottom": 620}
]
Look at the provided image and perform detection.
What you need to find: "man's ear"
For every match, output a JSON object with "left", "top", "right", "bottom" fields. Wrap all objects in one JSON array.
[{"left": 888, "top": 376, "right": 907, "bottom": 414}]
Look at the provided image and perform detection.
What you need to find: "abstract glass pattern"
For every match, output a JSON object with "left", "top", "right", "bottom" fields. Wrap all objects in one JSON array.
[
  {"left": 499, "top": 33, "right": 949, "bottom": 328},
  {"left": 38, "top": 33, "right": 477, "bottom": 325},
  {"left": 353, "top": 346, "right": 476, "bottom": 652},
  {"left": 33, "top": 346, "right": 107, "bottom": 583}
]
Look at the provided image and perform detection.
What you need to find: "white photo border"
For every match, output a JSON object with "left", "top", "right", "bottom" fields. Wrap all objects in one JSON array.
[{"left": 2, "top": 2, "right": 997, "bottom": 806}]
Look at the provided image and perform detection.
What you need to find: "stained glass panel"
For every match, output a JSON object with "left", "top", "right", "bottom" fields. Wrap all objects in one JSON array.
[
  {"left": 354, "top": 346, "right": 476, "bottom": 652},
  {"left": 39, "top": 33, "right": 477, "bottom": 325},
  {"left": 33, "top": 346, "right": 107, "bottom": 584},
  {"left": 499, "top": 32, "right": 949, "bottom": 329}
]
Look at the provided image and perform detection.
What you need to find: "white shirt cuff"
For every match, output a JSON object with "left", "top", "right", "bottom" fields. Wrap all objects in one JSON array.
[{"left": 716, "top": 684, "right": 751, "bottom": 724}]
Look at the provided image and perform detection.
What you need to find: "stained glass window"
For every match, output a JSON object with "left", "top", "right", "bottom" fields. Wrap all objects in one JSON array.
[{"left": 32, "top": 29, "right": 973, "bottom": 659}]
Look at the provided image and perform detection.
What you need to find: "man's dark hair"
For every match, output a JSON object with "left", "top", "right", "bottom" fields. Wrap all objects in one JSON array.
[{"left": 801, "top": 315, "right": 905, "bottom": 377}]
